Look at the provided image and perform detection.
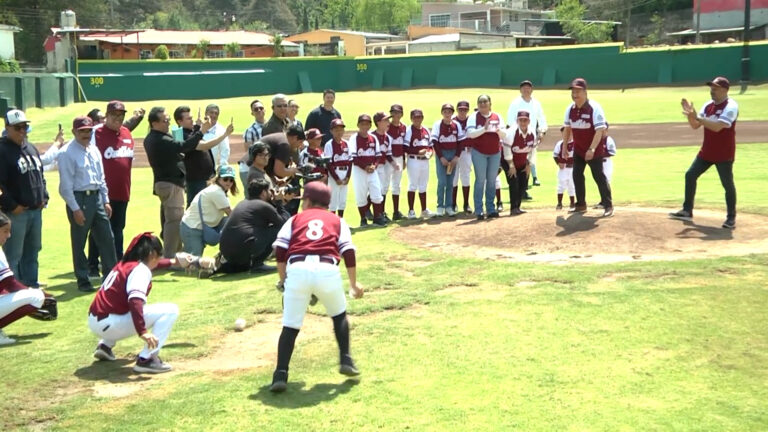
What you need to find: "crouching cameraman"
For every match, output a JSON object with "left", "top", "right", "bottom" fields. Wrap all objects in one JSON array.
[{"left": 216, "top": 179, "right": 293, "bottom": 274}]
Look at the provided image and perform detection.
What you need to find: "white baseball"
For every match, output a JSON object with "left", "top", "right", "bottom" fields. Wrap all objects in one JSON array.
[{"left": 234, "top": 318, "right": 246, "bottom": 331}]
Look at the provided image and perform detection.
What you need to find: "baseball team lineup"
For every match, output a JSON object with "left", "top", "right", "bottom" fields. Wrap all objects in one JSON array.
[{"left": 0, "top": 74, "right": 742, "bottom": 394}]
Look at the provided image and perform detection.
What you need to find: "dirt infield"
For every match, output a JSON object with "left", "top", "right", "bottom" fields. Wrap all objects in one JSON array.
[
  {"left": 389, "top": 207, "right": 768, "bottom": 264},
  {"left": 43, "top": 120, "right": 764, "bottom": 168}
]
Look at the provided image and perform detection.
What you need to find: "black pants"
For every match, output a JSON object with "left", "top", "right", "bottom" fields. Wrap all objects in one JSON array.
[
  {"left": 186, "top": 179, "right": 208, "bottom": 208},
  {"left": 70, "top": 192, "right": 117, "bottom": 286},
  {"left": 219, "top": 226, "right": 280, "bottom": 273},
  {"left": 501, "top": 159, "right": 528, "bottom": 210},
  {"left": 88, "top": 199, "right": 127, "bottom": 270},
  {"left": 683, "top": 155, "right": 736, "bottom": 218},
  {"left": 573, "top": 154, "right": 612, "bottom": 209}
]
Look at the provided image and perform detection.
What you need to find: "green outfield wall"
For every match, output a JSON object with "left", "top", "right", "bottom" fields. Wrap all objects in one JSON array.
[
  {"left": 77, "top": 42, "right": 768, "bottom": 101},
  {"left": 0, "top": 73, "right": 77, "bottom": 113}
]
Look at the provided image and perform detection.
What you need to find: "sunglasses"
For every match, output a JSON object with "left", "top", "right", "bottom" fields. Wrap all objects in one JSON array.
[
  {"left": 274, "top": 104, "right": 288, "bottom": 108},
  {"left": 257, "top": 152, "right": 270, "bottom": 157},
  {"left": 221, "top": 177, "right": 235, "bottom": 183},
  {"left": 253, "top": 107, "right": 265, "bottom": 112},
  {"left": 10, "top": 124, "right": 29, "bottom": 132}
]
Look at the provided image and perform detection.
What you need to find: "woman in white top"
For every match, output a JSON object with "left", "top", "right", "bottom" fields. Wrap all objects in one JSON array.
[{"left": 180, "top": 165, "right": 238, "bottom": 255}]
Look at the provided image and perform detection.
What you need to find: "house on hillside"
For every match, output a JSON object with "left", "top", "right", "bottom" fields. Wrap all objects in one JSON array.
[
  {"left": 667, "top": 0, "right": 768, "bottom": 43},
  {"left": 420, "top": 0, "right": 552, "bottom": 34},
  {"left": 286, "top": 29, "right": 404, "bottom": 56}
]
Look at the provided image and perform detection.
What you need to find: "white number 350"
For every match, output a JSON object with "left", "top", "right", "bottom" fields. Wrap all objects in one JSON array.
[{"left": 305, "top": 219, "right": 324, "bottom": 240}]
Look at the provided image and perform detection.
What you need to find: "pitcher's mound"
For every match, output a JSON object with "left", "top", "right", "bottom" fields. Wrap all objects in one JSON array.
[{"left": 389, "top": 207, "right": 768, "bottom": 264}]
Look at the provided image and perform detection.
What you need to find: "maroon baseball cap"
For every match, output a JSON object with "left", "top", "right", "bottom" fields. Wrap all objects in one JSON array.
[
  {"left": 568, "top": 78, "right": 588, "bottom": 90},
  {"left": 441, "top": 103, "right": 455, "bottom": 112},
  {"left": 457, "top": 100, "right": 470, "bottom": 110},
  {"left": 357, "top": 114, "right": 372, "bottom": 124},
  {"left": 106, "top": 100, "right": 126, "bottom": 113},
  {"left": 517, "top": 110, "right": 530, "bottom": 119},
  {"left": 520, "top": 80, "right": 533, "bottom": 87},
  {"left": 305, "top": 128, "right": 322, "bottom": 140},
  {"left": 373, "top": 111, "right": 391, "bottom": 123},
  {"left": 389, "top": 104, "right": 404, "bottom": 113},
  {"left": 330, "top": 118, "right": 345, "bottom": 128},
  {"left": 73, "top": 116, "right": 95, "bottom": 130},
  {"left": 301, "top": 181, "right": 331, "bottom": 207},
  {"left": 706, "top": 76, "right": 730, "bottom": 89},
  {"left": 410, "top": 109, "right": 424, "bottom": 118}
]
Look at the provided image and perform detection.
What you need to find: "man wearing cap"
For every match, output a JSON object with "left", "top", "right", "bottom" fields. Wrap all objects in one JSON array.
[
  {"left": 262, "top": 94, "right": 291, "bottom": 136},
  {"left": 349, "top": 114, "right": 387, "bottom": 227},
  {"left": 386, "top": 104, "right": 407, "bottom": 220},
  {"left": 305, "top": 89, "right": 342, "bottom": 144},
  {"left": 452, "top": 100, "right": 473, "bottom": 214},
  {"left": 431, "top": 103, "right": 466, "bottom": 217},
  {"left": 269, "top": 181, "right": 363, "bottom": 392},
  {"left": 58, "top": 117, "right": 118, "bottom": 292},
  {"left": 561, "top": 78, "right": 613, "bottom": 217},
  {"left": 670, "top": 76, "right": 739, "bottom": 229},
  {"left": 507, "top": 80, "right": 548, "bottom": 189},
  {"left": 144, "top": 106, "right": 217, "bottom": 258},
  {"left": 0, "top": 109, "right": 48, "bottom": 288}
]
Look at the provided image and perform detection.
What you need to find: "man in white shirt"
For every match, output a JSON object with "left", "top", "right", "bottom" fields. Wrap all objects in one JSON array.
[
  {"left": 203, "top": 104, "right": 230, "bottom": 168},
  {"left": 506, "top": 80, "right": 548, "bottom": 189}
]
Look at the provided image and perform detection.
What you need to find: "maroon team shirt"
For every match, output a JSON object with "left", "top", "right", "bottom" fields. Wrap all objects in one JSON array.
[
  {"left": 508, "top": 129, "right": 536, "bottom": 169},
  {"left": 553, "top": 140, "right": 575, "bottom": 166},
  {"left": 92, "top": 124, "right": 134, "bottom": 202},
  {"left": 273, "top": 208, "right": 355, "bottom": 261},
  {"left": 699, "top": 98, "right": 738, "bottom": 162},
  {"left": 324, "top": 138, "right": 352, "bottom": 182},
  {"left": 431, "top": 120, "right": 464, "bottom": 158},
  {"left": 563, "top": 100, "right": 607, "bottom": 159},
  {"left": 469, "top": 112, "right": 503, "bottom": 155},
  {"left": 387, "top": 123, "right": 406, "bottom": 157},
  {"left": 89, "top": 261, "right": 150, "bottom": 317},
  {"left": 349, "top": 133, "right": 380, "bottom": 169},
  {"left": 405, "top": 125, "right": 432, "bottom": 156},
  {"left": 453, "top": 116, "right": 471, "bottom": 151},
  {"left": 373, "top": 131, "right": 393, "bottom": 164}
]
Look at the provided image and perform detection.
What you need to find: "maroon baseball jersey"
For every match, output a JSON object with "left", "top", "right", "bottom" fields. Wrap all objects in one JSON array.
[
  {"left": 430, "top": 119, "right": 465, "bottom": 158},
  {"left": 273, "top": 207, "right": 355, "bottom": 261},
  {"left": 404, "top": 125, "right": 432, "bottom": 156},
  {"left": 89, "top": 261, "right": 152, "bottom": 317},
  {"left": 467, "top": 112, "right": 504, "bottom": 155},
  {"left": 508, "top": 129, "right": 536, "bottom": 169},
  {"left": 563, "top": 100, "right": 607, "bottom": 158},
  {"left": 698, "top": 98, "right": 738, "bottom": 162},
  {"left": 387, "top": 123, "right": 406, "bottom": 157},
  {"left": 373, "top": 131, "right": 393, "bottom": 164},
  {"left": 453, "top": 115, "right": 472, "bottom": 150},
  {"left": 91, "top": 124, "right": 134, "bottom": 202},
  {"left": 300, "top": 146, "right": 326, "bottom": 175},
  {"left": 322, "top": 138, "right": 352, "bottom": 181},
  {"left": 348, "top": 132, "right": 380, "bottom": 168},
  {"left": 553, "top": 139, "right": 575, "bottom": 165}
]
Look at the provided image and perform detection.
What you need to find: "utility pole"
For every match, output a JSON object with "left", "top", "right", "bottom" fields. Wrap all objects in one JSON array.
[
  {"left": 694, "top": 0, "right": 702, "bottom": 44},
  {"left": 740, "top": 0, "right": 751, "bottom": 93}
]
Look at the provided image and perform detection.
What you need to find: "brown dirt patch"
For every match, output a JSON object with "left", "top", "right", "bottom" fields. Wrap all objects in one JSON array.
[{"left": 390, "top": 207, "right": 768, "bottom": 264}]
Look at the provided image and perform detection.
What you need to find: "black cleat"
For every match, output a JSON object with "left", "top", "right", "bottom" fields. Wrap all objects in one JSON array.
[
  {"left": 668, "top": 209, "right": 693, "bottom": 221},
  {"left": 392, "top": 211, "right": 404, "bottom": 221},
  {"left": 270, "top": 370, "right": 288, "bottom": 392},
  {"left": 722, "top": 218, "right": 735, "bottom": 229},
  {"left": 339, "top": 355, "right": 360, "bottom": 376}
]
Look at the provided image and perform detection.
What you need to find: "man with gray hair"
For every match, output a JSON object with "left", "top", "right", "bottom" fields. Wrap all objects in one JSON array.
[
  {"left": 262, "top": 94, "right": 290, "bottom": 136},
  {"left": 203, "top": 104, "right": 231, "bottom": 167}
]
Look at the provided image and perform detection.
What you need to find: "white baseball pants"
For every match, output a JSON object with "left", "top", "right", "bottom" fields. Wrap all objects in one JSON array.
[
  {"left": 495, "top": 172, "right": 502, "bottom": 190},
  {"left": 88, "top": 303, "right": 179, "bottom": 359},
  {"left": 282, "top": 259, "right": 346, "bottom": 329},
  {"left": 452, "top": 149, "right": 473, "bottom": 187},
  {"left": 407, "top": 158, "right": 430, "bottom": 193},
  {"left": 353, "top": 166, "right": 384, "bottom": 207},
  {"left": 377, "top": 163, "right": 393, "bottom": 196},
  {"left": 0, "top": 289, "right": 44, "bottom": 319},
  {"left": 557, "top": 167, "right": 575, "bottom": 195},
  {"left": 390, "top": 157, "right": 404, "bottom": 195},
  {"left": 329, "top": 168, "right": 349, "bottom": 212},
  {"left": 603, "top": 158, "right": 613, "bottom": 184}
]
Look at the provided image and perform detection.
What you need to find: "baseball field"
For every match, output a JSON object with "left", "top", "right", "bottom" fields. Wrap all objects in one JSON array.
[{"left": 3, "top": 85, "right": 768, "bottom": 431}]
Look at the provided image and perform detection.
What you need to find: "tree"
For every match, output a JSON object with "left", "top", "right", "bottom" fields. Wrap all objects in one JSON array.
[
  {"left": 556, "top": 0, "right": 614, "bottom": 44},
  {"left": 192, "top": 39, "right": 210, "bottom": 59},
  {"left": 271, "top": 33, "right": 284, "bottom": 57},
  {"left": 644, "top": 12, "right": 666, "bottom": 45},
  {"left": 154, "top": 44, "right": 170, "bottom": 59},
  {"left": 224, "top": 41, "right": 241, "bottom": 57},
  {"left": 352, "top": 0, "right": 419, "bottom": 33}
]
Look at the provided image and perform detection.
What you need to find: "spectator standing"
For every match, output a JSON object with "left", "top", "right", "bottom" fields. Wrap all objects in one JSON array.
[
  {"left": 288, "top": 99, "right": 304, "bottom": 130},
  {"left": 239, "top": 99, "right": 266, "bottom": 189},
  {"left": 203, "top": 104, "right": 231, "bottom": 168},
  {"left": 305, "top": 89, "right": 342, "bottom": 144},
  {"left": 506, "top": 80, "right": 548, "bottom": 188},
  {"left": 262, "top": 94, "right": 290, "bottom": 136},
  {"left": 465, "top": 94, "right": 506, "bottom": 220}
]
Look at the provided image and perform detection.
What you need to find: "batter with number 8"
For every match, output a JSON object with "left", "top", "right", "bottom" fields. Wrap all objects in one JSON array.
[{"left": 269, "top": 182, "right": 363, "bottom": 392}]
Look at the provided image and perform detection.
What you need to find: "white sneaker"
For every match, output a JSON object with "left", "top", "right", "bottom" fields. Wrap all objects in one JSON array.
[
  {"left": 446, "top": 208, "right": 457, "bottom": 217},
  {"left": 436, "top": 207, "right": 445, "bottom": 216},
  {"left": 0, "top": 330, "right": 16, "bottom": 346},
  {"left": 175, "top": 252, "right": 194, "bottom": 269},
  {"left": 407, "top": 210, "right": 417, "bottom": 219},
  {"left": 421, "top": 209, "right": 435, "bottom": 219}
]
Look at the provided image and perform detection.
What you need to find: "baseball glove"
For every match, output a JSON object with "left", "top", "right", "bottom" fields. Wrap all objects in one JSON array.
[{"left": 30, "top": 296, "right": 58, "bottom": 321}]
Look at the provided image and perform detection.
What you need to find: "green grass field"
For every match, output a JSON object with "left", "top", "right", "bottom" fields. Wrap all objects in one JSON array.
[
  {"left": 3, "top": 86, "right": 768, "bottom": 431},
  {"left": 25, "top": 84, "right": 768, "bottom": 140}
]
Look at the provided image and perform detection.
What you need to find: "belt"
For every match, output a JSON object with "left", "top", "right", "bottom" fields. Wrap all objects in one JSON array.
[
  {"left": 566, "top": 164, "right": 573, "bottom": 168},
  {"left": 408, "top": 155, "right": 428, "bottom": 160},
  {"left": 75, "top": 190, "right": 100, "bottom": 196},
  {"left": 90, "top": 312, "right": 109, "bottom": 321},
  {"left": 288, "top": 254, "right": 338, "bottom": 265},
  {"left": 333, "top": 166, "right": 349, "bottom": 171}
]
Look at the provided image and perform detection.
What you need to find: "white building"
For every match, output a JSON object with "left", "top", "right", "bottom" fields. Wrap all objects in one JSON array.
[{"left": 0, "top": 24, "right": 22, "bottom": 60}]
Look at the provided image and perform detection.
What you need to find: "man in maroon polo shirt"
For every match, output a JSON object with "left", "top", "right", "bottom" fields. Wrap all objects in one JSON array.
[
  {"left": 88, "top": 100, "right": 135, "bottom": 277},
  {"left": 670, "top": 76, "right": 739, "bottom": 229},
  {"left": 561, "top": 78, "right": 613, "bottom": 217}
]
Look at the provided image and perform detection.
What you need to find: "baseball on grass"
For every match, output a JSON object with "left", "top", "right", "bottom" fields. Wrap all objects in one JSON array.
[{"left": 234, "top": 318, "right": 246, "bottom": 331}]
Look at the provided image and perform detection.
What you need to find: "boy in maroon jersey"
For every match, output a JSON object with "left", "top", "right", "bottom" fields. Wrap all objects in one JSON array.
[
  {"left": 322, "top": 119, "right": 352, "bottom": 217},
  {"left": 502, "top": 111, "right": 536, "bottom": 215},
  {"left": 269, "top": 182, "right": 363, "bottom": 392}
]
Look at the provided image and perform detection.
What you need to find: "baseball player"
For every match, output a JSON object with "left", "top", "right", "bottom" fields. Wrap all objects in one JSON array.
[
  {"left": 88, "top": 232, "right": 179, "bottom": 373},
  {"left": 465, "top": 94, "right": 506, "bottom": 220},
  {"left": 0, "top": 211, "right": 57, "bottom": 345},
  {"left": 502, "top": 111, "right": 536, "bottom": 215},
  {"left": 349, "top": 114, "right": 387, "bottom": 227},
  {"left": 431, "top": 103, "right": 465, "bottom": 216},
  {"left": 561, "top": 78, "right": 613, "bottom": 217},
  {"left": 372, "top": 111, "right": 399, "bottom": 222},
  {"left": 386, "top": 104, "right": 407, "bottom": 220},
  {"left": 552, "top": 127, "right": 576, "bottom": 210},
  {"left": 298, "top": 128, "right": 328, "bottom": 184},
  {"left": 670, "top": 76, "right": 739, "bottom": 229},
  {"left": 451, "top": 101, "right": 473, "bottom": 214},
  {"left": 507, "top": 80, "right": 548, "bottom": 188},
  {"left": 323, "top": 119, "right": 352, "bottom": 217},
  {"left": 404, "top": 109, "right": 435, "bottom": 219},
  {"left": 269, "top": 182, "right": 363, "bottom": 392}
]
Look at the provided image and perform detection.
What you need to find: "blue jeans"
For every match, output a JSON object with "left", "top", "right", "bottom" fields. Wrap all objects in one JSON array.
[
  {"left": 435, "top": 149, "right": 457, "bottom": 209},
  {"left": 471, "top": 149, "right": 501, "bottom": 215},
  {"left": 180, "top": 222, "right": 205, "bottom": 256},
  {"left": 3, "top": 208, "right": 42, "bottom": 287}
]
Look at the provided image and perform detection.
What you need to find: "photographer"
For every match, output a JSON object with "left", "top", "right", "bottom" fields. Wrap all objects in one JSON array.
[
  {"left": 217, "top": 179, "right": 291, "bottom": 274},
  {"left": 264, "top": 125, "right": 305, "bottom": 215}
]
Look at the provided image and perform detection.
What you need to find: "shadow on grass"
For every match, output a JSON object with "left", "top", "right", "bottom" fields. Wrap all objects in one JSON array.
[
  {"left": 45, "top": 282, "right": 99, "bottom": 303},
  {"left": 249, "top": 378, "right": 360, "bottom": 408},
  {"left": 676, "top": 220, "right": 734, "bottom": 241},
  {"left": 163, "top": 342, "right": 197, "bottom": 349},
  {"left": 74, "top": 359, "right": 153, "bottom": 384},
  {"left": 555, "top": 213, "right": 600, "bottom": 236}
]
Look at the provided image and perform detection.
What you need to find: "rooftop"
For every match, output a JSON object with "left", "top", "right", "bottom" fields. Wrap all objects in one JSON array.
[{"left": 77, "top": 29, "right": 298, "bottom": 46}]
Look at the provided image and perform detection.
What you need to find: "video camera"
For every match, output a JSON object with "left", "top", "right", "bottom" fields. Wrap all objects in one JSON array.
[{"left": 295, "top": 156, "right": 332, "bottom": 181}]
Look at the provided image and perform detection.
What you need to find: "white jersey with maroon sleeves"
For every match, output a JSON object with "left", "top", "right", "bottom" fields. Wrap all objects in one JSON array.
[
  {"left": 387, "top": 123, "right": 407, "bottom": 158},
  {"left": 553, "top": 139, "right": 575, "bottom": 165},
  {"left": 563, "top": 100, "right": 607, "bottom": 158},
  {"left": 89, "top": 261, "right": 152, "bottom": 317},
  {"left": 0, "top": 249, "right": 11, "bottom": 284},
  {"left": 698, "top": 98, "right": 738, "bottom": 162},
  {"left": 273, "top": 208, "right": 355, "bottom": 262},
  {"left": 553, "top": 139, "right": 576, "bottom": 195},
  {"left": 348, "top": 133, "right": 381, "bottom": 168}
]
